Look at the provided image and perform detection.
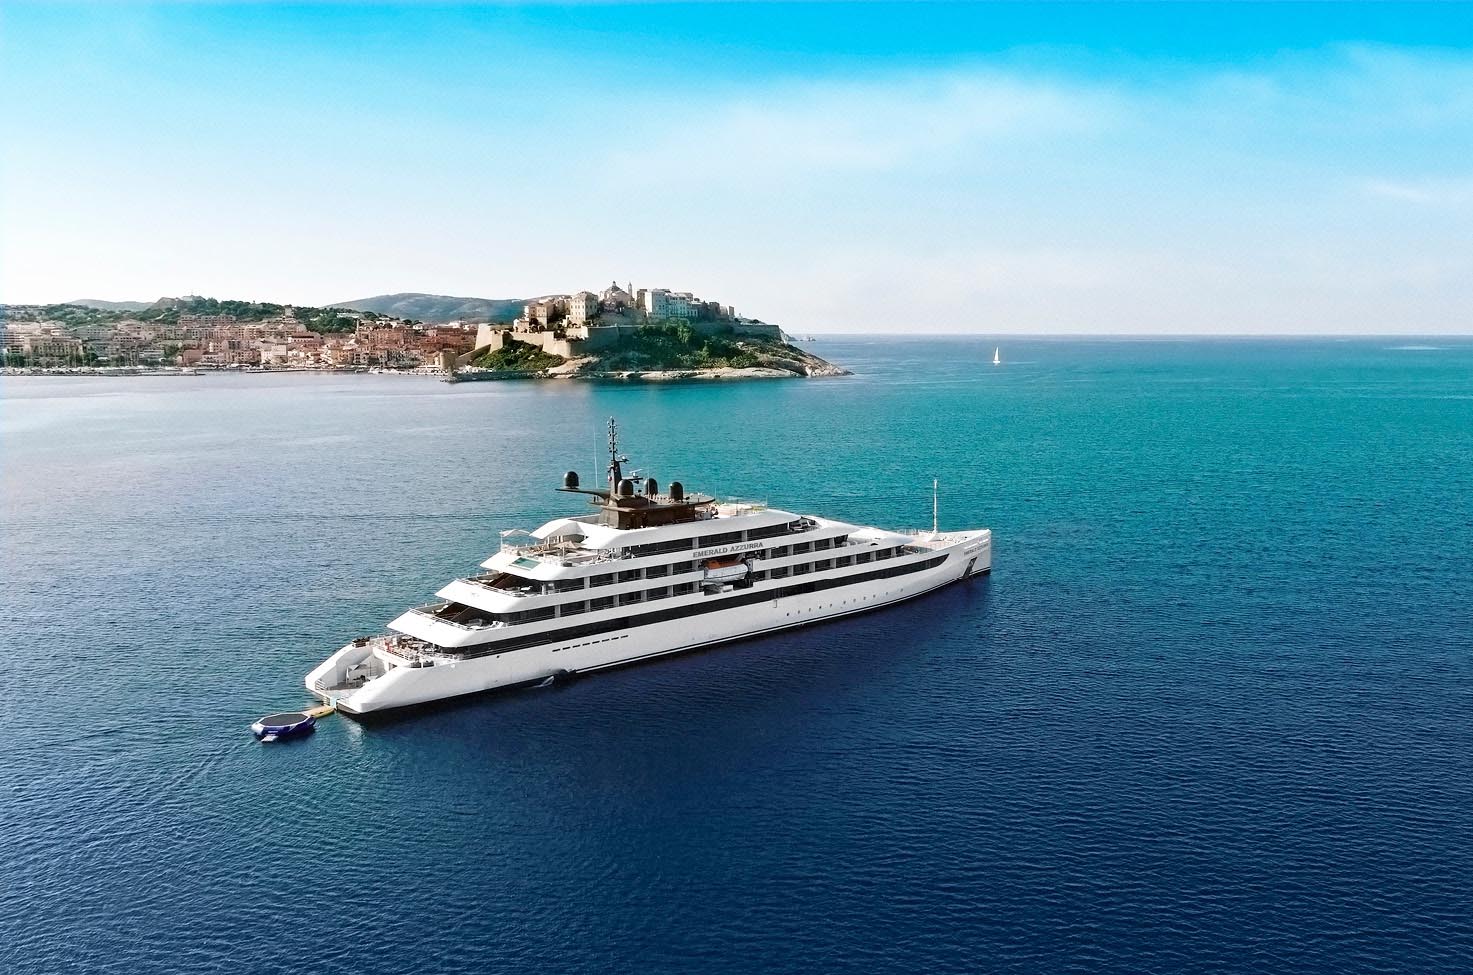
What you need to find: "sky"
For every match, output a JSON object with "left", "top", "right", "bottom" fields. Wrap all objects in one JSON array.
[{"left": 3, "top": 1, "right": 1473, "bottom": 334}]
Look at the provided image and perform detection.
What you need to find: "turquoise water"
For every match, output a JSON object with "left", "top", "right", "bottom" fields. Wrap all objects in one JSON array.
[{"left": 4, "top": 338, "right": 1472, "bottom": 973}]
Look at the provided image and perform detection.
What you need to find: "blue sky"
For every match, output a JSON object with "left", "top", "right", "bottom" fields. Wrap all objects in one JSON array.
[{"left": 4, "top": 2, "right": 1473, "bottom": 333}]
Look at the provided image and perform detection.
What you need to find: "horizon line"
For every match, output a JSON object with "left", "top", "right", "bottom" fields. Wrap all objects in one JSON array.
[{"left": 799, "top": 331, "right": 1473, "bottom": 339}]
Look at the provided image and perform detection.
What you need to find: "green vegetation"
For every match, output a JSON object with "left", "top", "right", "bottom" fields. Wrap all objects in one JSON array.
[
  {"left": 598, "top": 322, "right": 765, "bottom": 371},
  {"left": 8, "top": 297, "right": 384, "bottom": 334},
  {"left": 295, "top": 309, "right": 361, "bottom": 333},
  {"left": 463, "top": 325, "right": 821, "bottom": 376},
  {"left": 339, "top": 293, "right": 528, "bottom": 324},
  {"left": 472, "top": 338, "right": 566, "bottom": 371}
]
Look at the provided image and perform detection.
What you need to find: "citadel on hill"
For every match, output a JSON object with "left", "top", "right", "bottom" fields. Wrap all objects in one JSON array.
[{"left": 476, "top": 281, "right": 782, "bottom": 359}]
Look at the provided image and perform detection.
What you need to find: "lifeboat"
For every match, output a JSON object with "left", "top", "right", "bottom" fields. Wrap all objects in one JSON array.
[{"left": 703, "top": 557, "right": 749, "bottom": 583}]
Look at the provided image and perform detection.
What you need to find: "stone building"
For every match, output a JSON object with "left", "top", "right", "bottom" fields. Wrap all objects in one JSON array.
[
  {"left": 567, "top": 291, "right": 599, "bottom": 325},
  {"left": 477, "top": 278, "right": 778, "bottom": 362},
  {"left": 20, "top": 333, "right": 85, "bottom": 366},
  {"left": 600, "top": 281, "right": 635, "bottom": 314}
]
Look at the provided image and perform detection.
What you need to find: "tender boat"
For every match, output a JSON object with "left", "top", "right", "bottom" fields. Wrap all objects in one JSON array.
[
  {"left": 702, "top": 557, "right": 750, "bottom": 584},
  {"left": 251, "top": 711, "right": 316, "bottom": 742}
]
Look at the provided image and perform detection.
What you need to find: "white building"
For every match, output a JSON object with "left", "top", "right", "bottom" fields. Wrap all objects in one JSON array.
[{"left": 640, "top": 288, "right": 705, "bottom": 321}]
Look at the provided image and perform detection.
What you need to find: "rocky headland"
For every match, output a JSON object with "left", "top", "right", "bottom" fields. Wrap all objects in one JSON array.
[{"left": 452, "top": 329, "right": 847, "bottom": 383}]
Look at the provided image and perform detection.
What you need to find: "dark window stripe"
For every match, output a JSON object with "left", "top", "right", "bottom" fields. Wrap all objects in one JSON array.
[{"left": 450, "top": 554, "right": 947, "bottom": 659}]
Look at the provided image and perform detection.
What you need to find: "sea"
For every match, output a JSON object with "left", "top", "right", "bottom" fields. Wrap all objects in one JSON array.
[{"left": 3, "top": 337, "right": 1472, "bottom": 974}]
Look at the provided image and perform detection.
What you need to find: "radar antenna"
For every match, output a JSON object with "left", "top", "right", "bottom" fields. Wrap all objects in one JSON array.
[{"left": 607, "top": 416, "right": 628, "bottom": 492}]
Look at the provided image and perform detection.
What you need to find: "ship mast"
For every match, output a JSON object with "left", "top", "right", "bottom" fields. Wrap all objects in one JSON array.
[{"left": 607, "top": 416, "right": 627, "bottom": 492}]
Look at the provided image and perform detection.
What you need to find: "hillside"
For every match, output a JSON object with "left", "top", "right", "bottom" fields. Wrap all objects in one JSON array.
[
  {"left": 466, "top": 323, "right": 847, "bottom": 380},
  {"left": 331, "top": 292, "right": 529, "bottom": 324},
  {"left": 67, "top": 299, "right": 152, "bottom": 312},
  {"left": 10, "top": 297, "right": 366, "bottom": 333}
]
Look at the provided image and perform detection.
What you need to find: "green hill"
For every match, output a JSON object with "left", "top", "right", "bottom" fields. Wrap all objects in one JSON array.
[
  {"left": 9, "top": 297, "right": 366, "bottom": 333},
  {"left": 331, "top": 292, "right": 529, "bottom": 324},
  {"left": 470, "top": 323, "right": 847, "bottom": 378}
]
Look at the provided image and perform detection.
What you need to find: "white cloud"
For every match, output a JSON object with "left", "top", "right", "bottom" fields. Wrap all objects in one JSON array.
[
  {"left": 605, "top": 70, "right": 1123, "bottom": 186},
  {"left": 1365, "top": 178, "right": 1473, "bottom": 206}
]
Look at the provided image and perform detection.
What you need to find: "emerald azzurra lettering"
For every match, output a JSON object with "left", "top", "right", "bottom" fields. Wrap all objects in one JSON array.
[{"left": 692, "top": 540, "right": 766, "bottom": 559}]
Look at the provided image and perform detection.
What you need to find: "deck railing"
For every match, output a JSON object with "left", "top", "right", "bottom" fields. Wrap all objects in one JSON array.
[
  {"left": 408, "top": 603, "right": 507, "bottom": 631},
  {"left": 361, "top": 634, "right": 446, "bottom": 666},
  {"left": 498, "top": 529, "right": 626, "bottom": 562}
]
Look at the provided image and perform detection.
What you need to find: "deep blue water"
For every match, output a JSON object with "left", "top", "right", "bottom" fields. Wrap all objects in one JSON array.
[{"left": 4, "top": 337, "right": 1472, "bottom": 974}]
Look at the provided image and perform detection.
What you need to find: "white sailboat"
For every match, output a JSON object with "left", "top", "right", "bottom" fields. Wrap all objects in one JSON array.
[{"left": 992, "top": 347, "right": 1001, "bottom": 365}]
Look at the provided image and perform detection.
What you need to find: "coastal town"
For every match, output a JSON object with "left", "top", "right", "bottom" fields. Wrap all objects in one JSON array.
[
  {"left": 1, "top": 282, "right": 842, "bottom": 380},
  {"left": 0, "top": 298, "right": 477, "bottom": 374}
]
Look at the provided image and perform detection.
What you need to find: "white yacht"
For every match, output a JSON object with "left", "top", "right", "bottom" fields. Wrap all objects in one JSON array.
[{"left": 307, "top": 420, "right": 991, "bottom": 715}]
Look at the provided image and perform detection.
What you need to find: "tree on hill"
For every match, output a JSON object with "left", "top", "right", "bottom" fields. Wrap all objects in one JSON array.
[
  {"left": 598, "top": 322, "right": 761, "bottom": 370},
  {"left": 472, "top": 339, "right": 565, "bottom": 371}
]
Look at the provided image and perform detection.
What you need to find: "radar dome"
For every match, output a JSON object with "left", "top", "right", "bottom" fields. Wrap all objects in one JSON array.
[
  {"left": 617, "top": 478, "right": 635, "bottom": 497},
  {"left": 645, "top": 477, "right": 659, "bottom": 496},
  {"left": 563, "top": 471, "right": 580, "bottom": 489},
  {"left": 669, "top": 481, "right": 684, "bottom": 502}
]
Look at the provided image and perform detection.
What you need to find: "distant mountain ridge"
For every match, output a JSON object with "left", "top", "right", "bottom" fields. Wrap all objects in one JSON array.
[
  {"left": 67, "top": 299, "right": 152, "bottom": 312},
  {"left": 331, "top": 292, "right": 530, "bottom": 324}
]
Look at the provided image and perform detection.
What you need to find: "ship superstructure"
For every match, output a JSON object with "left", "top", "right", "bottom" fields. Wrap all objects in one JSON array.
[{"left": 307, "top": 420, "right": 991, "bottom": 714}]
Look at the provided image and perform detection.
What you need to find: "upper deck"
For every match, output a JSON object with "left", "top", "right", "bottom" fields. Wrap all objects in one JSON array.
[
  {"left": 391, "top": 520, "right": 985, "bottom": 650},
  {"left": 381, "top": 416, "right": 985, "bottom": 648},
  {"left": 492, "top": 501, "right": 787, "bottom": 571}
]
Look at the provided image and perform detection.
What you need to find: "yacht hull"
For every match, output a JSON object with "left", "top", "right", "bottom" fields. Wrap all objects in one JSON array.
[{"left": 309, "top": 533, "right": 989, "bottom": 715}]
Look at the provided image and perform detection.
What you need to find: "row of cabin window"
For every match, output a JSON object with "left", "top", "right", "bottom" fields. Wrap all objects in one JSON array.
[
  {"left": 456, "top": 553, "right": 951, "bottom": 658},
  {"left": 613, "top": 521, "right": 817, "bottom": 559},
  {"left": 509, "top": 540, "right": 890, "bottom": 603},
  {"left": 495, "top": 548, "right": 910, "bottom": 623},
  {"left": 589, "top": 562, "right": 696, "bottom": 587},
  {"left": 761, "top": 534, "right": 849, "bottom": 560},
  {"left": 503, "top": 582, "right": 704, "bottom": 622},
  {"left": 749, "top": 548, "right": 885, "bottom": 580},
  {"left": 505, "top": 553, "right": 729, "bottom": 594},
  {"left": 683, "top": 521, "right": 806, "bottom": 548},
  {"left": 589, "top": 535, "right": 858, "bottom": 586},
  {"left": 577, "top": 540, "right": 888, "bottom": 593}
]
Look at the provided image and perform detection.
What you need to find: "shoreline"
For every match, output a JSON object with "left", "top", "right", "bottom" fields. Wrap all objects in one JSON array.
[
  {"left": 448, "top": 364, "right": 849, "bottom": 383},
  {"left": 1, "top": 366, "right": 391, "bottom": 378},
  {"left": 4, "top": 364, "right": 851, "bottom": 383}
]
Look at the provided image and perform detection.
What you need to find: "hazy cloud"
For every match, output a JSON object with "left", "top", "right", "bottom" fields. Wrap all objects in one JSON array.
[
  {"left": 1365, "top": 178, "right": 1473, "bottom": 206},
  {"left": 605, "top": 71, "right": 1123, "bottom": 186}
]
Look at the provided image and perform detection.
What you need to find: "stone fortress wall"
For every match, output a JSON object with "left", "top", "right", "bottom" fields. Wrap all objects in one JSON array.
[{"left": 472, "top": 281, "right": 783, "bottom": 360}]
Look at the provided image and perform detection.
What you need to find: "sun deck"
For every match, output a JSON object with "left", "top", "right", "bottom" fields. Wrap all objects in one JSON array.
[
  {"left": 498, "top": 531, "right": 624, "bottom": 567},
  {"left": 896, "top": 530, "right": 979, "bottom": 552},
  {"left": 368, "top": 634, "right": 444, "bottom": 664}
]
